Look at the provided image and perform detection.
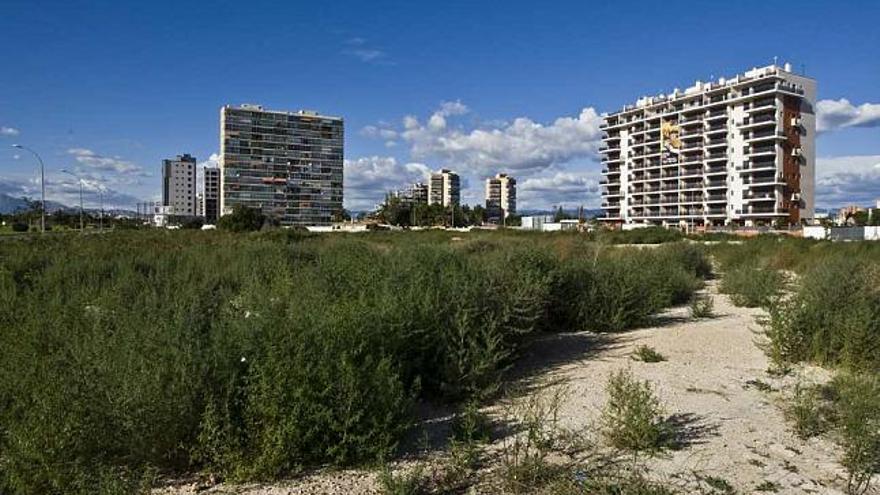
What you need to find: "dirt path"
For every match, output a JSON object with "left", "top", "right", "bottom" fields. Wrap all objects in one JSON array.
[
  {"left": 157, "top": 281, "right": 852, "bottom": 495},
  {"left": 512, "top": 279, "right": 848, "bottom": 494}
]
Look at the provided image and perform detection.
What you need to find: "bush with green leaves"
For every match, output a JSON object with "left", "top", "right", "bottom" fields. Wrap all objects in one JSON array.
[
  {"left": 601, "top": 369, "right": 668, "bottom": 453},
  {"left": 719, "top": 264, "right": 784, "bottom": 308},
  {"left": 0, "top": 230, "right": 709, "bottom": 493},
  {"left": 764, "top": 256, "right": 880, "bottom": 371}
]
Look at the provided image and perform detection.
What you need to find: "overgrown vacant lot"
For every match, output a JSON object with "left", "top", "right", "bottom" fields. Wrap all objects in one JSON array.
[{"left": 0, "top": 230, "right": 710, "bottom": 494}]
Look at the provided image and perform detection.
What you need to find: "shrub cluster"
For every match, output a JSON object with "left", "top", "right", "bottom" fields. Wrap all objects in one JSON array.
[
  {"left": 765, "top": 256, "right": 880, "bottom": 372},
  {"left": 0, "top": 231, "right": 707, "bottom": 493}
]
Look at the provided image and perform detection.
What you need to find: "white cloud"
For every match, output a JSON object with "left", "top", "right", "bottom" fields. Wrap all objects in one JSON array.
[
  {"left": 379, "top": 102, "right": 603, "bottom": 176},
  {"left": 518, "top": 171, "right": 601, "bottom": 210},
  {"left": 0, "top": 126, "right": 20, "bottom": 136},
  {"left": 341, "top": 37, "right": 393, "bottom": 65},
  {"left": 815, "top": 155, "right": 880, "bottom": 207},
  {"left": 0, "top": 174, "right": 144, "bottom": 210},
  {"left": 816, "top": 98, "right": 880, "bottom": 133},
  {"left": 343, "top": 156, "right": 431, "bottom": 211},
  {"left": 198, "top": 152, "right": 220, "bottom": 169},
  {"left": 66, "top": 148, "right": 146, "bottom": 175}
]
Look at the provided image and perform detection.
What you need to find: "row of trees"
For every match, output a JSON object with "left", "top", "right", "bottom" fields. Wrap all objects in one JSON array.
[{"left": 375, "top": 196, "right": 521, "bottom": 227}]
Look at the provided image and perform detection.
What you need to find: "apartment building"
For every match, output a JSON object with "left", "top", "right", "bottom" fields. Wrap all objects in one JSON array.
[
  {"left": 203, "top": 166, "right": 220, "bottom": 223},
  {"left": 220, "top": 104, "right": 344, "bottom": 226},
  {"left": 393, "top": 182, "right": 429, "bottom": 205},
  {"left": 599, "top": 63, "right": 815, "bottom": 228},
  {"left": 162, "top": 153, "right": 197, "bottom": 216},
  {"left": 428, "top": 169, "right": 460, "bottom": 207},
  {"left": 485, "top": 173, "right": 517, "bottom": 219}
]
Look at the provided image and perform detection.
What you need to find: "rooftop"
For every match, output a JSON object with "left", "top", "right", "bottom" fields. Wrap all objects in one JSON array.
[
  {"left": 605, "top": 63, "right": 814, "bottom": 117},
  {"left": 223, "top": 104, "right": 343, "bottom": 121}
]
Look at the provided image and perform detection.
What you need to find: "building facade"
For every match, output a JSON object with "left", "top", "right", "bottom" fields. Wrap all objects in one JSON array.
[
  {"left": 392, "top": 182, "right": 429, "bottom": 206},
  {"left": 202, "top": 166, "right": 220, "bottom": 223},
  {"left": 485, "top": 173, "right": 517, "bottom": 219},
  {"left": 220, "top": 104, "right": 344, "bottom": 226},
  {"left": 600, "top": 64, "right": 815, "bottom": 228},
  {"left": 162, "top": 153, "right": 197, "bottom": 216},
  {"left": 428, "top": 169, "right": 460, "bottom": 207}
]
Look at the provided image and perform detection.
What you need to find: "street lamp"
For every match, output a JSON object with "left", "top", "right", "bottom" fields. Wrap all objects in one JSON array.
[
  {"left": 11, "top": 144, "right": 46, "bottom": 233},
  {"left": 61, "top": 169, "right": 85, "bottom": 231}
]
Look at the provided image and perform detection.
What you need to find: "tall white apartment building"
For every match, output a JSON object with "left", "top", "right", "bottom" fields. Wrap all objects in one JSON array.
[
  {"left": 485, "top": 173, "right": 517, "bottom": 218},
  {"left": 428, "top": 169, "right": 460, "bottom": 207},
  {"left": 162, "top": 153, "right": 197, "bottom": 216},
  {"left": 600, "top": 64, "right": 815, "bottom": 228}
]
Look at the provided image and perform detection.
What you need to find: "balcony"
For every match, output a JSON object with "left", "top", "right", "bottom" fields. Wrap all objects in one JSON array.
[
  {"left": 744, "top": 174, "right": 785, "bottom": 185},
  {"left": 743, "top": 192, "right": 777, "bottom": 202},
  {"left": 705, "top": 180, "right": 728, "bottom": 189},
  {"left": 706, "top": 194, "right": 726, "bottom": 202}
]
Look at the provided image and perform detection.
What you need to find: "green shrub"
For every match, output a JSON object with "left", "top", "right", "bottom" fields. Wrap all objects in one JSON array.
[
  {"left": 785, "top": 383, "right": 827, "bottom": 439},
  {"left": 719, "top": 265, "right": 783, "bottom": 308},
  {"left": 0, "top": 231, "right": 709, "bottom": 493},
  {"left": 601, "top": 369, "right": 668, "bottom": 453},
  {"left": 832, "top": 373, "right": 880, "bottom": 495},
  {"left": 631, "top": 345, "right": 666, "bottom": 363},
  {"left": 689, "top": 294, "right": 714, "bottom": 319},
  {"left": 764, "top": 257, "right": 880, "bottom": 371}
]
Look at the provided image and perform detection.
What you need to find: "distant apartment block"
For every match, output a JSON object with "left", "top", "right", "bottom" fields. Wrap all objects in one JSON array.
[
  {"left": 393, "top": 182, "right": 429, "bottom": 205},
  {"left": 162, "top": 153, "right": 197, "bottom": 216},
  {"left": 428, "top": 169, "right": 460, "bottom": 207},
  {"left": 485, "top": 173, "right": 516, "bottom": 219},
  {"left": 220, "top": 104, "right": 344, "bottom": 226},
  {"left": 203, "top": 166, "right": 220, "bottom": 223},
  {"left": 600, "top": 63, "right": 816, "bottom": 228}
]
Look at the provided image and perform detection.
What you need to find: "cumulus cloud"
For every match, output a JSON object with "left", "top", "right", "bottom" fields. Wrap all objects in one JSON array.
[
  {"left": 198, "top": 152, "right": 220, "bottom": 169},
  {"left": 343, "top": 156, "right": 431, "bottom": 210},
  {"left": 67, "top": 148, "right": 146, "bottom": 175},
  {"left": 0, "top": 126, "right": 20, "bottom": 136},
  {"left": 816, "top": 99, "right": 880, "bottom": 133},
  {"left": 815, "top": 155, "right": 880, "bottom": 207},
  {"left": 518, "top": 171, "right": 601, "bottom": 210},
  {"left": 368, "top": 102, "right": 603, "bottom": 176}
]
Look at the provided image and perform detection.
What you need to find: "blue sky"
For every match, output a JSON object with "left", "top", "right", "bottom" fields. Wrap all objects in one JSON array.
[{"left": 1, "top": 0, "right": 879, "bottom": 211}]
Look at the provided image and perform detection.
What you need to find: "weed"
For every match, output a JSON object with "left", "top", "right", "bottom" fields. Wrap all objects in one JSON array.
[
  {"left": 689, "top": 294, "right": 715, "bottom": 319},
  {"left": 785, "top": 383, "right": 826, "bottom": 439},
  {"left": 631, "top": 345, "right": 667, "bottom": 363},
  {"left": 755, "top": 480, "right": 779, "bottom": 492},
  {"left": 601, "top": 369, "right": 669, "bottom": 453},
  {"left": 377, "top": 463, "right": 428, "bottom": 495}
]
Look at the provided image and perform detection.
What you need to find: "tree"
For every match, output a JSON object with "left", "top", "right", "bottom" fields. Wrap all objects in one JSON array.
[
  {"left": 217, "top": 206, "right": 265, "bottom": 232},
  {"left": 553, "top": 206, "right": 567, "bottom": 222}
]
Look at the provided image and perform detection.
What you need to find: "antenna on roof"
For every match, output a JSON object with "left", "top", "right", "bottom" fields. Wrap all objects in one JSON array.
[{"left": 773, "top": 55, "right": 778, "bottom": 66}]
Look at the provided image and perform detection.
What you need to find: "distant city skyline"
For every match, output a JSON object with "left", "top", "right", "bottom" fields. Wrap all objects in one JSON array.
[{"left": 1, "top": 0, "right": 878, "bottom": 212}]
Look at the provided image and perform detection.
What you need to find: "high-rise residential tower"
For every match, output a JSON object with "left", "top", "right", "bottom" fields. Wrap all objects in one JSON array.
[
  {"left": 485, "top": 173, "right": 517, "bottom": 219},
  {"left": 599, "top": 63, "right": 815, "bottom": 228},
  {"left": 162, "top": 153, "right": 197, "bottom": 216},
  {"left": 203, "top": 166, "right": 220, "bottom": 223},
  {"left": 220, "top": 104, "right": 344, "bottom": 226},
  {"left": 428, "top": 169, "right": 460, "bottom": 207}
]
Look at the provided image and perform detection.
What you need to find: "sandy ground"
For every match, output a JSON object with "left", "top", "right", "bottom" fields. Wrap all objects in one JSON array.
[{"left": 157, "top": 281, "right": 859, "bottom": 495}]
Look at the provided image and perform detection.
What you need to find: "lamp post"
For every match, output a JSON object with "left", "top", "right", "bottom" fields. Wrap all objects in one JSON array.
[
  {"left": 11, "top": 144, "right": 46, "bottom": 233},
  {"left": 61, "top": 169, "right": 85, "bottom": 231}
]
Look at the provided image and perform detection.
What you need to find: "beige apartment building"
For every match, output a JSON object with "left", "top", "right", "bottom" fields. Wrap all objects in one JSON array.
[
  {"left": 485, "top": 173, "right": 516, "bottom": 219},
  {"left": 428, "top": 169, "right": 460, "bottom": 207}
]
